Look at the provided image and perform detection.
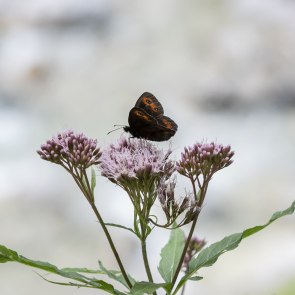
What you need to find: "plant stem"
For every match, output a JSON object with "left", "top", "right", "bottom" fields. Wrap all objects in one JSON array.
[
  {"left": 139, "top": 197, "right": 156, "bottom": 295},
  {"left": 141, "top": 238, "right": 157, "bottom": 295},
  {"left": 170, "top": 210, "right": 200, "bottom": 288},
  {"left": 72, "top": 170, "right": 132, "bottom": 288},
  {"left": 89, "top": 202, "right": 133, "bottom": 289},
  {"left": 170, "top": 180, "right": 209, "bottom": 290},
  {"left": 141, "top": 239, "right": 154, "bottom": 284},
  {"left": 180, "top": 283, "right": 186, "bottom": 295}
]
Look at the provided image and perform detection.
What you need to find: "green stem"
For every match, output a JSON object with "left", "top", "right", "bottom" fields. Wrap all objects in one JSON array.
[
  {"left": 139, "top": 223, "right": 156, "bottom": 295},
  {"left": 170, "top": 210, "right": 200, "bottom": 288},
  {"left": 89, "top": 202, "right": 133, "bottom": 289},
  {"left": 170, "top": 180, "right": 209, "bottom": 290},
  {"left": 138, "top": 187, "right": 156, "bottom": 295},
  {"left": 62, "top": 164, "right": 132, "bottom": 288},
  {"left": 180, "top": 283, "right": 186, "bottom": 295},
  {"left": 141, "top": 238, "right": 154, "bottom": 284},
  {"left": 190, "top": 178, "right": 198, "bottom": 202},
  {"left": 72, "top": 169, "right": 132, "bottom": 289}
]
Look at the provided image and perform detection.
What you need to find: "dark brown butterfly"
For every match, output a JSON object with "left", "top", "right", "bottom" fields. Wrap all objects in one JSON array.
[{"left": 123, "top": 92, "right": 178, "bottom": 141}]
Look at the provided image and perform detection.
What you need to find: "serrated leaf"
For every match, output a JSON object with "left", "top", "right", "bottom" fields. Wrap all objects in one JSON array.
[
  {"left": 90, "top": 279, "right": 122, "bottom": 294},
  {"left": 173, "top": 201, "right": 295, "bottom": 294},
  {"left": 0, "top": 245, "right": 122, "bottom": 294},
  {"left": 130, "top": 281, "right": 168, "bottom": 295},
  {"left": 158, "top": 227, "right": 185, "bottom": 283},
  {"left": 98, "top": 260, "right": 136, "bottom": 288},
  {"left": 37, "top": 273, "right": 121, "bottom": 294},
  {"left": 39, "top": 271, "right": 127, "bottom": 295}
]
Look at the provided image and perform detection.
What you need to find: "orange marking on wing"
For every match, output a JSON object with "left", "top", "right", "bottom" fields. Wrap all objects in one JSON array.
[
  {"left": 162, "top": 118, "right": 173, "bottom": 129},
  {"left": 143, "top": 97, "right": 152, "bottom": 105},
  {"left": 151, "top": 103, "right": 158, "bottom": 111},
  {"left": 134, "top": 110, "right": 151, "bottom": 121}
]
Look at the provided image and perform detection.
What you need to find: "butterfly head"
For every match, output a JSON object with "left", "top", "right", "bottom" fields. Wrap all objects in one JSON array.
[{"left": 123, "top": 126, "right": 131, "bottom": 133}]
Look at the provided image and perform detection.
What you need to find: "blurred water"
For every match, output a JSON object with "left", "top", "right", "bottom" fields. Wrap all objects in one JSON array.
[{"left": 1, "top": 1, "right": 295, "bottom": 295}]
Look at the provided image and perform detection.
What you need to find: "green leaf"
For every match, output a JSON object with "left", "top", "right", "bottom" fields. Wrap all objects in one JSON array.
[
  {"left": 61, "top": 267, "right": 104, "bottom": 274},
  {"left": 105, "top": 223, "right": 138, "bottom": 237},
  {"left": 189, "top": 276, "right": 203, "bottom": 281},
  {"left": 0, "top": 245, "right": 14, "bottom": 263},
  {"left": 0, "top": 245, "right": 123, "bottom": 294},
  {"left": 37, "top": 273, "right": 121, "bottom": 293},
  {"left": 0, "top": 256, "right": 11, "bottom": 263},
  {"left": 130, "top": 281, "right": 168, "bottom": 295},
  {"left": 158, "top": 227, "right": 185, "bottom": 283},
  {"left": 91, "top": 167, "right": 96, "bottom": 193},
  {"left": 173, "top": 201, "right": 295, "bottom": 294},
  {"left": 98, "top": 260, "right": 136, "bottom": 288}
]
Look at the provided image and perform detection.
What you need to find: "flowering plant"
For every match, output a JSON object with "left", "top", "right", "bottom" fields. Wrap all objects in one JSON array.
[{"left": 0, "top": 130, "right": 294, "bottom": 295}]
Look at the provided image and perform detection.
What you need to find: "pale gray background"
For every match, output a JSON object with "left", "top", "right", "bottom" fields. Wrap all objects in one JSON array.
[{"left": 0, "top": 1, "right": 295, "bottom": 295}]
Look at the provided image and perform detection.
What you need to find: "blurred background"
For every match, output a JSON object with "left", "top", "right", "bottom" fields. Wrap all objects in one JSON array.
[{"left": 0, "top": 0, "right": 295, "bottom": 294}]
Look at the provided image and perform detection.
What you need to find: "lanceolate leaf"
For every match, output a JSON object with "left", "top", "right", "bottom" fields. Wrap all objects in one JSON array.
[
  {"left": 105, "top": 223, "right": 138, "bottom": 237},
  {"left": 37, "top": 273, "right": 121, "bottom": 293},
  {"left": 130, "top": 281, "right": 169, "bottom": 295},
  {"left": 61, "top": 267, "right": 104, "bottom": 274},
  {"left": 98, "top": 260, "right": 136, "bottom": 288},
  {"left": 189, "top": 276, "right": 203, "bottom": 281},
  {"left": 173, "top": 201, "right": 295, "bottom": 294},
  {"left": 0, "top": 245, "right": 123, "bottom": 294},
  {"left": 158, "top": 227, "right": 185, "bottom": 283}
]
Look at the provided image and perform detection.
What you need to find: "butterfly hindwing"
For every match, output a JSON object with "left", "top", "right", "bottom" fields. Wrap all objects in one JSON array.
[{"left": 158, "top": 116, "right": 178, "bottom": 132}]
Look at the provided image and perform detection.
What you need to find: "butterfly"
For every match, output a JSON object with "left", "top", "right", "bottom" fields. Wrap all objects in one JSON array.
[{"left": 123, "top": 92, "right": 178, "bottom": 141}]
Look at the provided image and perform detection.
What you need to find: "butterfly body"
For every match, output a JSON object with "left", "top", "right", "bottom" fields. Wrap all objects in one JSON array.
[{"left": 124, "top": 92, "right": 178, "bottom": 142}]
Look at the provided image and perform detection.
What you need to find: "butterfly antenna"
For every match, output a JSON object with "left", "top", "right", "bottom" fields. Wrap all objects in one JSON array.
[{"left": 107, "top": 126, "right": 125, "bottom": 135}]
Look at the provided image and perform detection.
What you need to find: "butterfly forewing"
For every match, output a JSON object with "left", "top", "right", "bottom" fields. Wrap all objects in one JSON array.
[
  {"left": 128, "top": 108, "right": 156, "bottom": 128},
  {"left": 135, "top": 92, "right": 164, "bottom": 118}
]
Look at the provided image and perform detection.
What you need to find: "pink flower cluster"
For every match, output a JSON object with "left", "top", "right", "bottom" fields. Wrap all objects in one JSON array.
[
  {"left": 100, "top": 137, "right": 175, "bottom": 183},
  {"left": 37, "top": 130, "right": 101, "bottom": 170},
  {"left": 177, "top": 142, "right": 234, "bottom": 180}
]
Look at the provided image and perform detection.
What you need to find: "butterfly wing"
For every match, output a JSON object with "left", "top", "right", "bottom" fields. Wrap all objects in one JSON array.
[
  {"left": 127, "top": 107, "right": 158, "bottom": 139},
  {"left": 145, "top": 125, "right": 176, "bottom": 141},
  {"left": 125, "top": 92, "right": 178, "bottom": 141},
  {"left": 127, "top": 108, "right": 177, "bottom": 141},
  {"left": 158, "top": 116, "right": 178, "bottom": 132},
  {"left": 135, "top": 92, "right": 164, "bottom": 117},
  {"left": 149, "top": 116, "right": 178, "bottom": 141}
]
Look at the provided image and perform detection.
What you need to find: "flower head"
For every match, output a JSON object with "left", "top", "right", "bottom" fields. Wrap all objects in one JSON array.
[
  {"left": 37, "top": 130, "right": 101, "bottom": 170},
  {"left": 100, "top": 137, "right": 175, "bottom": 184},
  {"left": 99, "top": 137, "right": 176, "bottom": 222},
  {"left": 157, "top": 177, "right": 199, "bottom": 227},
  {"left": 176, "top": 142, "right": 234, "bottom": 181}
]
